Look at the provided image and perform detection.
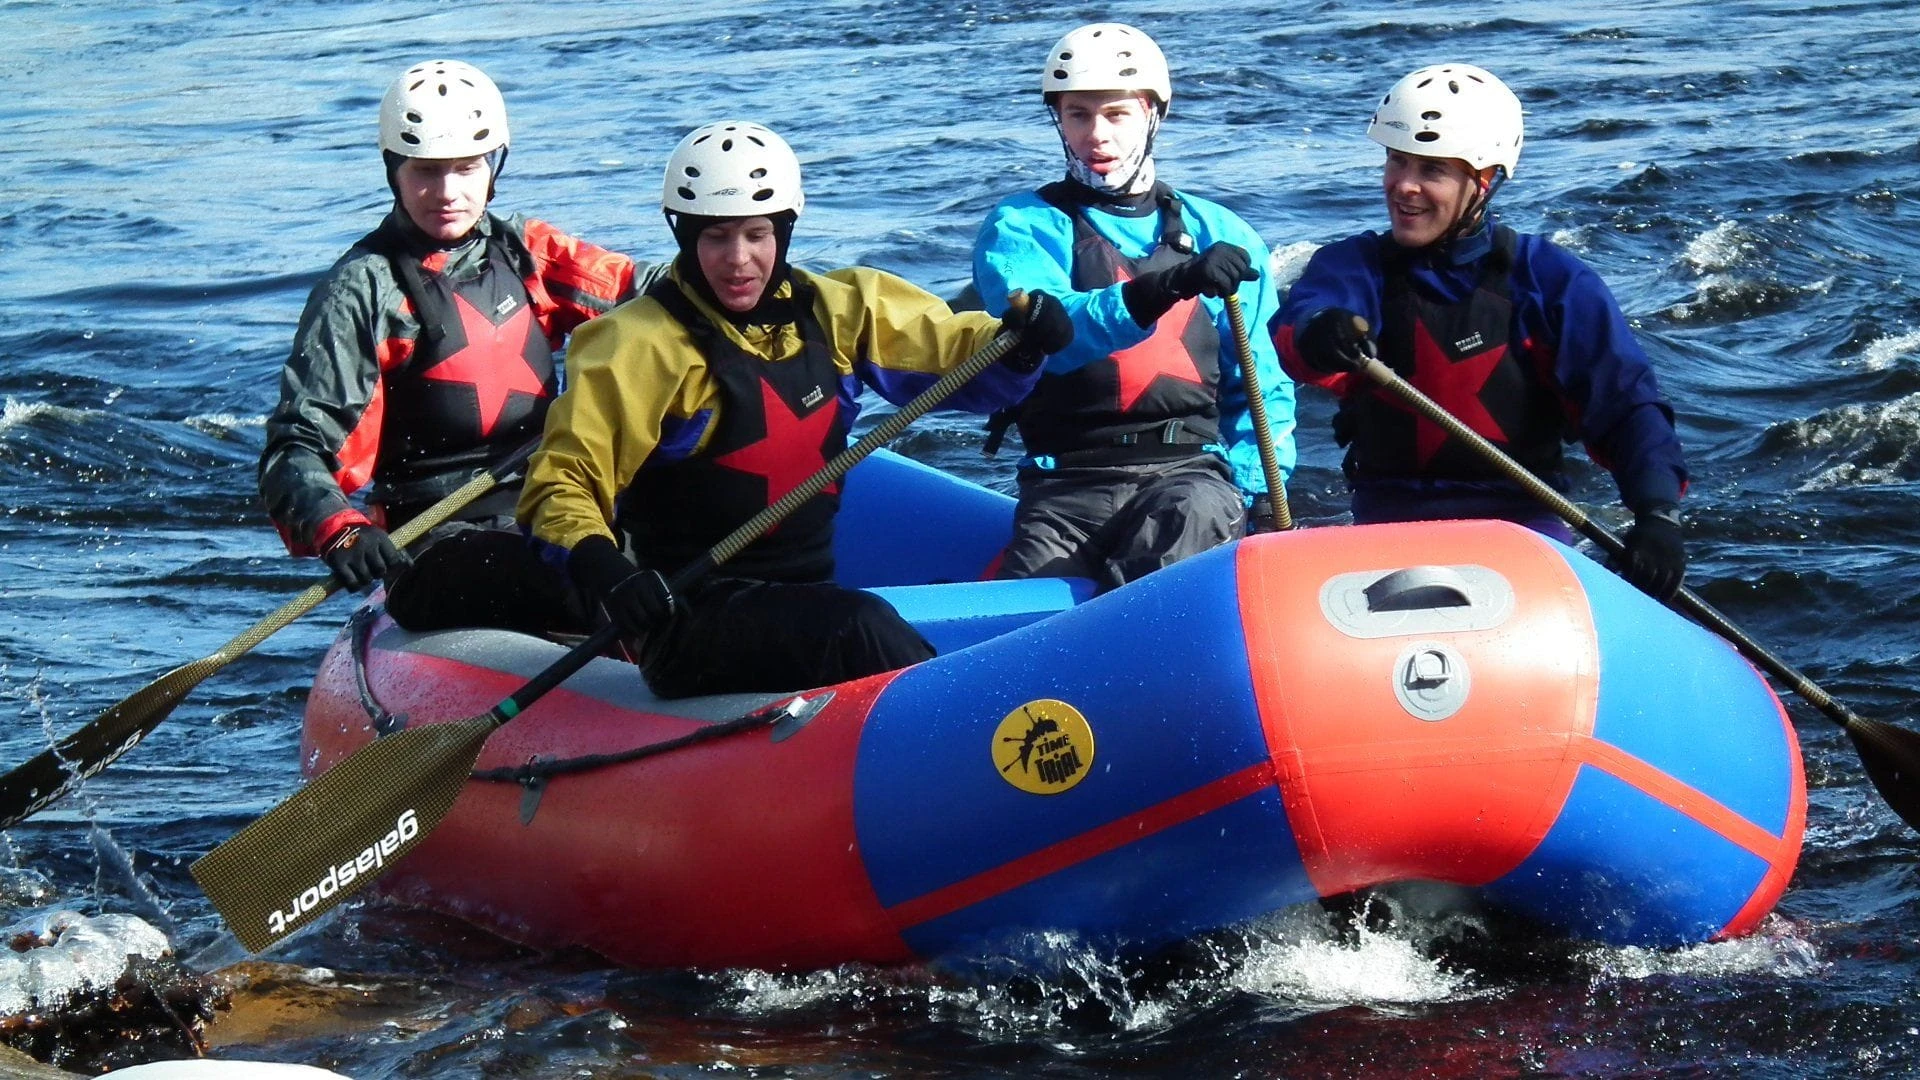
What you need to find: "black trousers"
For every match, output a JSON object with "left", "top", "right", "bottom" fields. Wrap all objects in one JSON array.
[
  {"left": 384, "top": 521, "right": 592, "bottom": 636},
  {"left": 998, "top": 454, "right": 1247, "bottom": 592},
  {"left": 638, "top": 577, "right": 935, "bottom": 700}
]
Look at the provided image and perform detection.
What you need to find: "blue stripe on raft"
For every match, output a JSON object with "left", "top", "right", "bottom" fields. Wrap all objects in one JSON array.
[
  {"left": 899, "top": 785, "right": 1311, "bottom": 957},
  {"left": 853, "top": 543, "right": 1290, "bottom": 916},
  {"left": 834, "top": 450, "right": 1017, "bottom": 588},
  {"left": 870, "top": 577, "right": 1098, "bottom": 654},
  {"left": 1553, "top": 539, "right": 1796, "bottom": 836},
  {"left": 1482, "top": 763, "right": 1771, "bottom": 945}
]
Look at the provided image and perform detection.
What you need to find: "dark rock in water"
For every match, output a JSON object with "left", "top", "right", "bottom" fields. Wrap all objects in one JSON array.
[{"left": 0, "top": 912, "right": 229, "bottom": 1074}]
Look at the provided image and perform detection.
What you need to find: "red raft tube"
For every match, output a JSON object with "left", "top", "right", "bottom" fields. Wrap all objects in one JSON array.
[{"left": 301, "top": 451, "right": 1804, "bottom": 969}]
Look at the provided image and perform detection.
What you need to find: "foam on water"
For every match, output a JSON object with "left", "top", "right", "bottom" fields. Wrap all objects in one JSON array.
[
  {"left": 1227, "top": 920, "right": 1473, "bottom": 1006},
  {"left": 1789, "top": 391, "right": 1920, "bottom": 489},
  {"left": 0, "top": 397, "right": 91, "bottom": 437},
  {"left": 1857, "top": 329, "right": 1920, "bottom": 372},
  {"left": 1579, "top": 915, "right": 1823, "bottom": 982},
  {"left": 1683, "top": 220, "right": 1758, "bottom": 275},
  {"left": 0, "top": 910, "right": 171, "bottom": 1018},
  {"left": 1267, "top": 240, "right": 1320, "bottom": 293}
]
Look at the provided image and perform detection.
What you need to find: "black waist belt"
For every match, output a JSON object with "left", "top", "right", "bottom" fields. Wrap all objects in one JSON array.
[{"left": 1033, "top": 418, "right": 1214, "bottom": 467}]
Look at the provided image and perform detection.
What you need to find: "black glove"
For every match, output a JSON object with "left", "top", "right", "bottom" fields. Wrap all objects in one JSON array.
[
  {"left": 321, "top": 524, "right": 411, "bottom": 593},
  {"left": 999, "top": 289, "right": 1074, "bottom": 374},
  {"left": 1121, "top": 243, "right": 1257, "bottom": 327},
  {"left": 1295, "top": 307, "right": 1374, "bottom": 374},
  {"left": 567, "top": 534, "right": 677, "bottom": 638},
  {"left": 1621, "top": 504, "right": 1687, "bottom": 601}
]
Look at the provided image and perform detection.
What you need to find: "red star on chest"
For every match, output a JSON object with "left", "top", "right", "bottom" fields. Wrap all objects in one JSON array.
[
  {"left": 419, "top": 292, "right": 546, "bottom": 436},
  {"left": 1389, "top": 320, "right": 1510, "bottom": 466},
  {"left": 713, "top": 377, "right": 841, "bottom": 504},
  {"left": 1113, "top": 294, "right": 1205, "bottom": 412}
]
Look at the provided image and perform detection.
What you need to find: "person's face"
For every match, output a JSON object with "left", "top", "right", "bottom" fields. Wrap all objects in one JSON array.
[
  {"left": 1382, "top": 149, "right": 1491, "bottom": 248},
  {"left": 696, "top": 217, "right": 778, "bottom": 312},
  {"left": 1053, "top": 90, "right": 1155, "bottom": 177},
  {"left": 395, "top": 155, "right": 491, "bottom": 242}
]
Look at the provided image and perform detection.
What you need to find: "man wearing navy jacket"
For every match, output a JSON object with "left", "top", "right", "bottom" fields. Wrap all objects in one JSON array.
[{"left": 1273, "top": 63, "right": 1690, "bottom": 600}]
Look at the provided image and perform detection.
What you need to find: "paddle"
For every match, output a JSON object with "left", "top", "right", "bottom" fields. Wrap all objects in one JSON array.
[
  {"left": 1339, "top": 317, "right": 1920, "bottom": 832},
  {"left": 1224, "top": 294, "right": 1293, "bottom": 530},
  {"left": 190, "top": 308, "right": 1032, "bottom": 954},
  {"left": 0, "top": 439, "right": 541, "bottom": 831}
]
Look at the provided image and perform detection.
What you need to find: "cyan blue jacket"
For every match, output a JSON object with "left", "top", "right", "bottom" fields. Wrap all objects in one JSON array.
[
  {"left": 973, "top": 186, "right": 1296, "bottom": 497},
  {"left": 1273, "top": 222, "right": 1686, "bottom": 514}
]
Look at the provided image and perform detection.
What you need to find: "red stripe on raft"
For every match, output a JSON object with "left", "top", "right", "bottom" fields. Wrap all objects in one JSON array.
[
  {"left": 1571, "top": 703, "right": 1805, "bottom": 940},
  {"left": 886, "top": 761, "right": 1276, "bottom": 930}
]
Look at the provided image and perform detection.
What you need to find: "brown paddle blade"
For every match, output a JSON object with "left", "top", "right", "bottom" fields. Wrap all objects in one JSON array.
[
  {"left": 0, "top": 581, "right": 332, "bottom": 830},
  {"left": 190, "top": 715, "right": 496, "bottom": 953},
  {"left": 194, "top": 319, "right": 1031, "bottom": 952},
  {"left": 0, "top": 440, "right": 538, "bottom": 830}
]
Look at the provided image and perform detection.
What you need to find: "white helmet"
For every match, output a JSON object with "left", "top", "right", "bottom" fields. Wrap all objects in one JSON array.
[
  {"left": 1367, "top": 63, "right": 1523, "bottom": 177},
  {"left": 661, "top": 121, "right": 804, "bottom": 219},
  {"left": 1040, "top": 23, "right": 1172, "bottom": 113},
  {"left": 379, "top": 60, "right": 509, "bottom": 159}
]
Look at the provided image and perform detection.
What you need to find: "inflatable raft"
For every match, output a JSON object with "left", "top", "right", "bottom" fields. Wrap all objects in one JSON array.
[{"left": 301, "top": 451, "right": 1804, "bottom": 969}]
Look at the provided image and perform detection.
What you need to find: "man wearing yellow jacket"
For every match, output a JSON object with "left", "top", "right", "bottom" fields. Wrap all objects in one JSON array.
[{"left": 518, "top": 121, "right": 1071, "bottom": 698}]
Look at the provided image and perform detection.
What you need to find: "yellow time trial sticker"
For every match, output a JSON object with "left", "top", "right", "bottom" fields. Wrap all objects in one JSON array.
[{"left": 993, "top": 698, "right": 1094, "bottom": 795}]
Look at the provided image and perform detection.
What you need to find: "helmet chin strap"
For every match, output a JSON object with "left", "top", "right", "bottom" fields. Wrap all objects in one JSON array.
[
  {"left": 1052, "top": 106, "right": 1161, "bottom": 199},
  {"left": 1440, "top": 167, "right": 1506, "bottom": 247}
]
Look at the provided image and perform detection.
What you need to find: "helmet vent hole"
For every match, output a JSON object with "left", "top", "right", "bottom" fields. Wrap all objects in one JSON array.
[
  {"left": 406, "top": 111, "right": 423, "bottom": 123},
  {"left": 1118, "top": 49, "right": 1132, "bottom": 58},
  {"left": 721, "top": 138, "right": 734, "bottom": 151},
  {"left": 1118, "top": 66, "right": 1137, "bottom": 77},
  {"left": 408, "top": 80, "right": 425, "bottom": 92},
  {"left": 401, "top": 132, "right": 420, "bottom": 145},
  {"left": 1416, "top": 78, "right": 1433, "bottom": 89},
  {"left": 1052, "top": 67, "right": 1068, "bottom": 80},
  {"left": 677, "top": 185, "right": 696, "bottom": 200},
  {"left": 1421, "top": 110, "right": 1441, "bottom": 120},
  {"left": 473, "top": 128, "right": 490, "bottom": 141},
  {"left": 748, "top": 135, "right": 765, "bottom": 147},
  {"left": 436, "top": 84, "right": 449, "bottom": 96},
  {"left": 684, "top": 166, "right": 700, "bottom": 177},
  {"left": 693, "top": 134, "right": 711, "bottom": 145},
  {"left": 1447, "top": 80, "right": 1461, "bottom": 93},
  {"left": 752, "top": 189, "right": 773, "bottom": 202},
  {"left": 1058, "top": 50, "right": 1073, "bottom": 60},
  {"left": 1414, "top": 131, "right": 1440, "bottom": 143},
  {"left": 750, "top": 167, "right": 767, "bottom": 179}
]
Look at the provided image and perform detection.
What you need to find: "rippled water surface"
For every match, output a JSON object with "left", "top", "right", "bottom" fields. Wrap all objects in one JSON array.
[{"left": 4, "top": 0, "right": 1919, "bottom": 1075}]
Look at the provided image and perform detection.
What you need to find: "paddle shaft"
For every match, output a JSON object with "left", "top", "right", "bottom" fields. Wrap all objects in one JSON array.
[
  {"left": 483, "top": 324, "right": 1025, "bottom": 728},
  {"left": 193, "top": 322, "right": 1026, "bottom": 952},
  {"left": 0, "top": 438, "right": 539, "bottom": 829},
  {"left": 1224, "top": 295, "right": 1292, "bottom": 531},
  {"left": 1350, "top": 349, "right": 1869, "bottom": 733}
]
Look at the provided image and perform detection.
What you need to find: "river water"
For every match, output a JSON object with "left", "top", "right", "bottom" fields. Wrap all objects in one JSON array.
[{"left": 3, "top": 0, "right": 1918, "bottom": 1076}]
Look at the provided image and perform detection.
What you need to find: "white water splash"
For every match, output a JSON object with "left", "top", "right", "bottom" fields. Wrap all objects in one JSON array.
[
  {"left": 1268, "top": 240, "right": 1321, "bottom": 293},
  {"left": 0, "top": 910, "right": 171, "bottom": 1018},
  {"left": 1857, "top": 329, "right": 1920, "bottom": 371},
  {"left": 1227, "top": 920, "right": 1472, "bottom": 1006},
  {"left": 183, "top": 412, "right": 266, "bottom": 435},
  {"left": 1794, "top": 392, "right": 1920, "bottom": 489},
  {"left": 1579, "top": 915, "right": 1822, "bottom": 981},
  {"left": 1683, "top": 220, "right": 1757, "bottom": 275}
]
